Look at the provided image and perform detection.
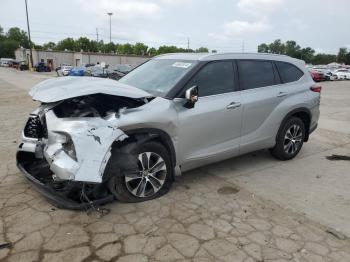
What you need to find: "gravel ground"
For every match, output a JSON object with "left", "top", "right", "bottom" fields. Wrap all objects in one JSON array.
[{"left": 0, "top": 67, "right": 350, "bottom": 262}]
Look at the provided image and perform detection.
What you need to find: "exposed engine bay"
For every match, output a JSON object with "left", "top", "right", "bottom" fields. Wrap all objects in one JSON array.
[{"left": 53, "top": 94, "right": 150, "bottom": 118}]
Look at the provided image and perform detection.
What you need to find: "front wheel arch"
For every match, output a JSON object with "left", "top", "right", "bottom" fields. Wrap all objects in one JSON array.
[{"left": 102, "top": 128, "right": 176, "bottom": 183}]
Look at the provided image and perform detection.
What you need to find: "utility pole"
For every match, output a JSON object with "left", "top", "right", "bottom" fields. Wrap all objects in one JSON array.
[
  {"left": 107, "top": 12, "right": 113, "bottom": 43},
  {"left": 187, "top": 38, "right": 190, "bottom": 52},
  {"left": 24, "top": 0, "right": 33, "bottom": 69},
  {"left": 96, "top": 28, "right": 99, "bottom": 42}
]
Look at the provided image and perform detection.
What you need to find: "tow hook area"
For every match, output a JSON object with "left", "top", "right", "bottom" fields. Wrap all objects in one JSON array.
[{"left": 17, "top": 151, "right": 115, "bottom": 211}]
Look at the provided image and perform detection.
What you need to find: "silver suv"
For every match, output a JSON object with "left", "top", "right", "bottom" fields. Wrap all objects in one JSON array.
[{"left": 17, "top": 53, "right": 320, "bottom": 208}]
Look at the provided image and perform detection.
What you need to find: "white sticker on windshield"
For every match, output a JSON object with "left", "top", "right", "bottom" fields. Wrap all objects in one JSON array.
[{"left": 172, "top": 62, "right": 192, "bottom": 68}]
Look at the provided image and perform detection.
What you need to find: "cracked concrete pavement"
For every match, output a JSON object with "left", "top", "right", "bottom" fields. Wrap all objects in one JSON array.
[{"left": 1, "top": 67, "right": 350, "bottom": 262}]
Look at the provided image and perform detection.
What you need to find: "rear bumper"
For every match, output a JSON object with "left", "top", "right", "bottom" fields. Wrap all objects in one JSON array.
[
  {"left": 16, "top": 151, "right": 114, "bottom": 210},
  {"left": 309, "top": 123, "right": 318, "bottom": 134}
]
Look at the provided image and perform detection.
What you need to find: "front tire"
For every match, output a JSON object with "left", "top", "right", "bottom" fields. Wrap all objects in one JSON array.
[
  {"left": 271, "top": 117, "right": 305, "bottom": 160},
  {"left": 107, "top": 141, "right": 173, "bottom": 203}
]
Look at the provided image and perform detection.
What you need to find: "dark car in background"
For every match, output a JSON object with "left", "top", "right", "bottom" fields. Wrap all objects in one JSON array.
[{"left": 35, "top": 62, "right": 51, "bottom": 72}]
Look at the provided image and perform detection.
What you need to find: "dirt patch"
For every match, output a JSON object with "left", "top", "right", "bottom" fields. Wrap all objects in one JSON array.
[
  {"left": 326, "top": 155, "right": 350, "bottom": 161},
  {"left": 217, "top": 186, "right": 239, "bottom": 195}
]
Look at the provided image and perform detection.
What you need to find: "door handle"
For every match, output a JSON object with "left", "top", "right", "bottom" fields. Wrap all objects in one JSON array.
[
  {"left": 226, "top": 102, "right": 241, "bottom": 109},
  {"left": 277, "top": 92, "right": 288, "bottom": 98}
]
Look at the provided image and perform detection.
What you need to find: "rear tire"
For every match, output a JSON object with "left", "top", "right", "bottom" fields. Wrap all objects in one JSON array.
[
  {"left": 271, "top": 117, "right": 305, "bottom": 160},
  {"left": 107, "top": 141, "right": 173, "bottom": 203}
]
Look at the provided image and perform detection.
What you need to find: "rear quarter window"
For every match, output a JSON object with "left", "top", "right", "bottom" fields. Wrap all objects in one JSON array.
[{"left": 275, "top": 61, "right": 304, "bottom": 83}]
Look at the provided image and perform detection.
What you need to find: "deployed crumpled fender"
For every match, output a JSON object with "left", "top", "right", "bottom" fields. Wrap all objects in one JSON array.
[{"left": 44, "top": 110, "right": 128, "bottom": 183}]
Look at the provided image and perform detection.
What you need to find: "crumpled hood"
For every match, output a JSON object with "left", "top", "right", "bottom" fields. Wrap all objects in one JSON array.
[{"left": 29, "top": 76, "right": 152, "bottom": 103}]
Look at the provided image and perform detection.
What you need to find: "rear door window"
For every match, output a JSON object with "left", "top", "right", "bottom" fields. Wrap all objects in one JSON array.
[
  {"left": 275, "top": 61, "right": 304, "bottom": 83},
  {"left": 237, "top": 60, "right": 275, "bottom": 90}
]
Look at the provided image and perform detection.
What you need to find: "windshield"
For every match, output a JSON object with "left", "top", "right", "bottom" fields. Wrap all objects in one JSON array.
[{"left": 119, "top": 59, "right": 197, "bottom": 96}]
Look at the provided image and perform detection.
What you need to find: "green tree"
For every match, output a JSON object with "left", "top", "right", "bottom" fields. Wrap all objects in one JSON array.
[
  {"left": 345, "top": 52, "right": 350, "bottom": 65},
  {"left": 88, "top": 40, "right": 99, "bottom": 52},
  {"left": 0, "top": 39, "right": 19, "bottom": 58},
  {"left": 0, "top": 25, "right": 4, "bottom": 39},
  {"left": 148, "top": 47, "right": 157, "bottom": 56},
  {"left": 299, "top": 47, "right": 315, "bottom": 63},
  {"left": 117, "top": 43, "right": 134, "bottom": 54},
  {"left": 133, "top": 42, "right": 148, "bottom": 55},
  {"left": 196, "top": 47, "right": 209, "bottom": 53},
  {"left": 75, "top": 37, "right": 92, "bottom": 52},
  {"left": 56, "top": 38, "right": 75, "bottom": 51},
  {"left": 6, "top": 27, "right": 31, "bottom": 48},
  {"left": 33, "top": 44, "right": 42, "bottom": 49},
  {"left": 257, "top": 43, "right": 269, "bottom": 53},
  {"left": 157, "top": 45, "right": 179, "bottom": 54},
  {"left": 285, "top": 40, "right": 301, "bottom": 57},
  {"left": 104, "top": 42, "right": 116, "bottom": 53},
  {"left": 337, "top": 47, "right": 347, "bottom": 63},
  {"left": 269, "top": 39, "right": 285, "bottom": 54},
  {"left": 42, "top": 42, "right": 56, "bottom": 50},
  {"left": 312, "top": 54, "right": 337, "bottom": 65}
]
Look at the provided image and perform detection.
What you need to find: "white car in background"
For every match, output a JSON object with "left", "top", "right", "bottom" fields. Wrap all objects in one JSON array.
[
  {"left": 57, "top": 65, "right": 73, "bottom": 76},
  {"left": 333, "top": 69, "right": 350, "bottom": 80}
]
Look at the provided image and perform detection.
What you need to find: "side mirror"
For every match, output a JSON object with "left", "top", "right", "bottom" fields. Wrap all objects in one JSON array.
[{"left": 184, "top": 86, "right": 198, "bottom": 108}]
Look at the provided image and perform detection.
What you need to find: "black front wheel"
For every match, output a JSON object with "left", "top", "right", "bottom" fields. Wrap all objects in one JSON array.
[
  {"left": 271, "top": 117, "right": 305, "bottom": 160},
  {"left": 107, "top": 141, "right": 173, "bottom": 203}
]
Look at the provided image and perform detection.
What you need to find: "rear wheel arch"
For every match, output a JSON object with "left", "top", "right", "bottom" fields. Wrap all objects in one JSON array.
[{"left": 278, "top": 108, "right": 311, "bottom": 142}]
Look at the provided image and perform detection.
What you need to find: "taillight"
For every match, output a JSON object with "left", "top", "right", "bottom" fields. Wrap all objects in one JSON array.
[{"left": 310, "top": 85, "right": 322, "bottom": 93}]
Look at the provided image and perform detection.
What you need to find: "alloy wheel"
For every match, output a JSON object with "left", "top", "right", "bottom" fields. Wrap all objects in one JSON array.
[
  {"left": 283, "top": 124, "right": 303, "bottom": 154},
  {"left": 124, "top": 152, "right": 167, "bottom": 198}
]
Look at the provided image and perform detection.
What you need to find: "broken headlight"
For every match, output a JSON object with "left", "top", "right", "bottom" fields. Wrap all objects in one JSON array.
[{"left": 55, "top": 132, "right": 77, "bottom": 161}]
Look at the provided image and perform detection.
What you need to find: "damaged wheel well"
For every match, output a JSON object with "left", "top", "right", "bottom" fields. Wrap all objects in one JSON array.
[
  {"left": 103, "top": 128, "right": 176, "bottom": 182},
  {"left": 124, "top": 128, "right": 176, "bottom": 167}
]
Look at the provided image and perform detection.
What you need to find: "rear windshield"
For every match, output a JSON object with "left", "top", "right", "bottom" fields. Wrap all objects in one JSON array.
[{"left": 119, "top": 59, "right": 197, "bottom": 97}]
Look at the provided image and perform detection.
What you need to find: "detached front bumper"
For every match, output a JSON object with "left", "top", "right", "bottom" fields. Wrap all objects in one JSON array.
[{"left": 16, "top": 151, "right": 114, "bottom": 210}]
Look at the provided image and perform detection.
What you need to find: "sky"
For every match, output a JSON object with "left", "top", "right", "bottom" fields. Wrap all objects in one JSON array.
[{"left": 0, "top": 0, "right": 349, "bottom": 54}]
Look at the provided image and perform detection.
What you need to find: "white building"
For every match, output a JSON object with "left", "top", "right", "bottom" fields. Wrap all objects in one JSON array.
[{"left": 15, "top": 48, "right": 149, "bottom": 69}]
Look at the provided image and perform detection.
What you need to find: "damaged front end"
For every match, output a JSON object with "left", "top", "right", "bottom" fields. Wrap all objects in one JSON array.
[{"left": 17, "top": 92, "right": 150, "bottom": 210}]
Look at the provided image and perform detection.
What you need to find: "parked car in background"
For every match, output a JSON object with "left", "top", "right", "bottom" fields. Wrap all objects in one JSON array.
[
  {"left": 56, "top": 65, "right": 73, "bottom": 76},
  {"left": 35, "top": 62, "right": 51, "bottom": 72},
  {"left": 89, "top": 66, "right": 108, "bottom": 78},
  {"left": 19, "top": 62, "right": 29, "bottom": 71},
  {"left": 17, "top": 53, "right": 320, "bottom": 208},
  {"left": 112, "top": 64, "right": 133, "bottom": 74},
  {"left": 69, "top": 67, "right": 86, "bottom": 76},
  {"left": 9, "top": 60, "right": 20, "bottom": 69},
  {"left": 106, "top": 66, "right": 131, "bottom": 80},
  {"left": 309, "top": 70, "right": 325, "bottom": 82},
  {"left": 333, "top": 69, "right": 350, "bottom": 80},
  {"left": 323, "top": 71, "right": 337, "bottom": 81},
  {"left": 0, "top": 58, "right": 15, "bottom": 67}
]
